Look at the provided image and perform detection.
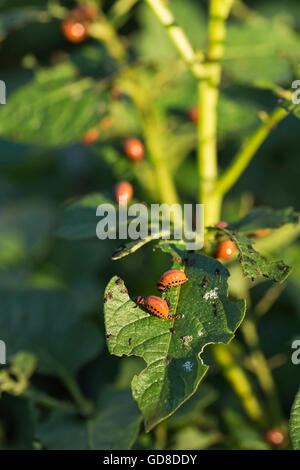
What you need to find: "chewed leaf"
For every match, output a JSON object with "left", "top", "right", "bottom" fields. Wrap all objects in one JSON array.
[
  {"left": 210, "top": 227, "right": 291, "bottom": 282},
  {"left": 228, "top": 207, "right": 298, "bottom": 233},
  {"left": 104, "top": 251, "right": 245, "bottom": 431},
  {"left": 111, "top": 228, "right": 171, "bottom": 260}
]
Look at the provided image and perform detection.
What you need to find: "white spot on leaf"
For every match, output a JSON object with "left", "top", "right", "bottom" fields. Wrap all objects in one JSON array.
[
  {"left": 203, "top": 287, "right": 219, "bottom": 300},
  {"left": 182, "top": 361, "right": 193, "bottom": 372}
]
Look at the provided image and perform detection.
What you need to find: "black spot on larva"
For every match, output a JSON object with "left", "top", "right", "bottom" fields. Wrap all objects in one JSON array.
[
  {"left": 251, "top": 277, "right": 255, "bottom": 282},
  {"left": 263, "top": 274, "right": 269, "bottom": 278},
  {"left": 128, "top": 337, "right": 132, "bottom": 346},
  {"left": 106, "top": 334, "right": 112, "bottom": 339},
  {"left": 215, "top": 268, "right": 220, "bottom": 275},
  {"left": 115, "top": 277, "right": 122, "bottom": 285},
  {"left": 247, "top": 257, "right": 256, "bottom": 265},
  {"left": 104, "top": 296, "right": 108, "bottom": 303}
]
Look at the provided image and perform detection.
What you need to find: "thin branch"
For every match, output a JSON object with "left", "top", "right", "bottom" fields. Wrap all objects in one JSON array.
[
  {"left": 145, "top": 0, "right": 206, "bottom": 78},
  {"left": 213, "top": 106, "right": 288, "bottom": 197}
]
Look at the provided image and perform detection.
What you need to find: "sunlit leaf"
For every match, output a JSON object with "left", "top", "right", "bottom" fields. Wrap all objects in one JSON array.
[{"left": 104, "top": 248, "right": 245, "bottom": 431}]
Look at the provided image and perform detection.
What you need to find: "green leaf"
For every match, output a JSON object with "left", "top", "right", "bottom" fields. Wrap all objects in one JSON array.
[
  {"left": 56, "top": 193, "right": 114, "bottom": 240},
  {"left": 290, "top": 388, "right": 300, "bottom": 450},
  {"left": 228, "top": 207, "right": 299, "bottom": 233},
  {"left": 224, "top": 19, "right": 299, "bottom": 84},
  {"left": 36, "top": 389, "right": 141, "bottom": 450},
  {"left": 104, "top": 250, "right": 245, "bottom": 431},
  {"left": 111, "top": 228, "right": 171, "bottom": 260},
  {"left": 0, "top": 288, "right": 103, "bottom": 376},
  {"left": 0, "top": 63, "right": 107, "bottom": 147},
  {"left": 210, "top": 226, "right": 292, "bottom": 283}
]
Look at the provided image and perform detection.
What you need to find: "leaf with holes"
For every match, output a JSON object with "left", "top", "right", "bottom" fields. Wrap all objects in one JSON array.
[
  {"left": 228, "top": 207, "right": 298, "bottom": 234},
  {"left": 104, "top": 248, "right": 245, "bottom": 431},
  {"left": 210, "top": 226, "right": 292, "bottom": 283}
]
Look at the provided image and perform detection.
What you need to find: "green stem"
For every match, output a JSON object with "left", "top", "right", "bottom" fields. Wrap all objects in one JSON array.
[
  {"left": 88, "top": 9, "right": 126, "bottom": 62},
  {"left": 22, "top": 387, "right": 76, "bottom": 413},
  {"left": 242, "top": 319, "right": 286, "bottom": 428},
  {"left": 143, "top": 113, "right": 179, "bottom": 205},
  {"left": 213, "top": 343, "right": 266, "bottom": 427},
  {"left": 213, "top": 106, "right": 288, "bottom": 197},
  {"left": 197, "top": 0, "right": 233, "bottom": 226},
  {"left": 59, "top": 371, "right": 93, "bottom": 415},
  {"left": 197, "top": 71, "right": 221, "bottom": 226},
  {"left": 145, "top": 0, "right": 205, "bottom": 78}
]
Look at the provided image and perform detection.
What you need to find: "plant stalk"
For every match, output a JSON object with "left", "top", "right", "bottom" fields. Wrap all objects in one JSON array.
[
  {"left": 197, "top": 0, "right": 234, "bottom": 225},
  {"left": 242, "top": 318, "right": 286, "bottom": 428},
  {"left": 213, "top": 106, "right": 288, "bottom": 197},
  {"left": 145, "top": 0, "right": 205, "bottom": 78},
  {"left": 213, "top": 343, "right": 266, "bottom": 427}
]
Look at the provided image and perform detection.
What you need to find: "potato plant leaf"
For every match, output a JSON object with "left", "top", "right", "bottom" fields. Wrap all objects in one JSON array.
[
  {"left": 36, "top": 389, "right": 141, "bottom": 450},
  {"left": 290, "top": 388, "right": 300, "bottom": 450},
  {"left": 0, "top": 63, "right": 107, "bottom": 147},
  {"left": 0, "top": 288, "right": 103, "bottom": 377},
  {"left": 57, "top": 193, "right": 115, "bottom": 240},
  {"left": 104, "top": 249, "right": 245, "bottom": 431},
  {"left": 111, "top": 229, "right": 172, "bottom": 260},
  {"left": 228, "top": 207, "right": 298, "bottom": 233},
  {"left": 210, "top": 227, "right": 292, "bottom": 283}
]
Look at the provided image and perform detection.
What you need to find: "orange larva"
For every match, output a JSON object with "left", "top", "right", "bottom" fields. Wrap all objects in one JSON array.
[
  {"left": 216, "top": 239, "right": 236, "bottom": 260},
  {"left": 123, "top": 138, "right": 144, "bottom": 162},
  {"left": 215, "top": 221, "right": 228, "bottom": 229},
  {"left": 188, "top": 107, "right": 198, "bottom": 122},
  {"left": 61, "top": 20, "right": 88, "bottom": 43},
  {"left": 254, "top": 229, "right": 271, "bottom": 237},
  {"left": 81, "top": 128, "right": 100, "bottom": 145},
  {"left": 134, "top": 295, "right": 172, "bottom": 320},
  {"left": 115, "top": 181, "right": 133, "bottom": 204},
  {"left": 157, "top": 269, "right": 188, "bottom": 291}
]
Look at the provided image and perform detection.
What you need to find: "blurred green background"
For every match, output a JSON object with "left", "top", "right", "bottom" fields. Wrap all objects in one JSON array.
[{"left": 0, "top": 0, "right": 299, "bottom": 450}]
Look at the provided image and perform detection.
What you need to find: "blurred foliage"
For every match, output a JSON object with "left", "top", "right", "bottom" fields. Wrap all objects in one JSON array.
[{"left": 0, "top": 0, "right": 299, "bottom": 451}]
